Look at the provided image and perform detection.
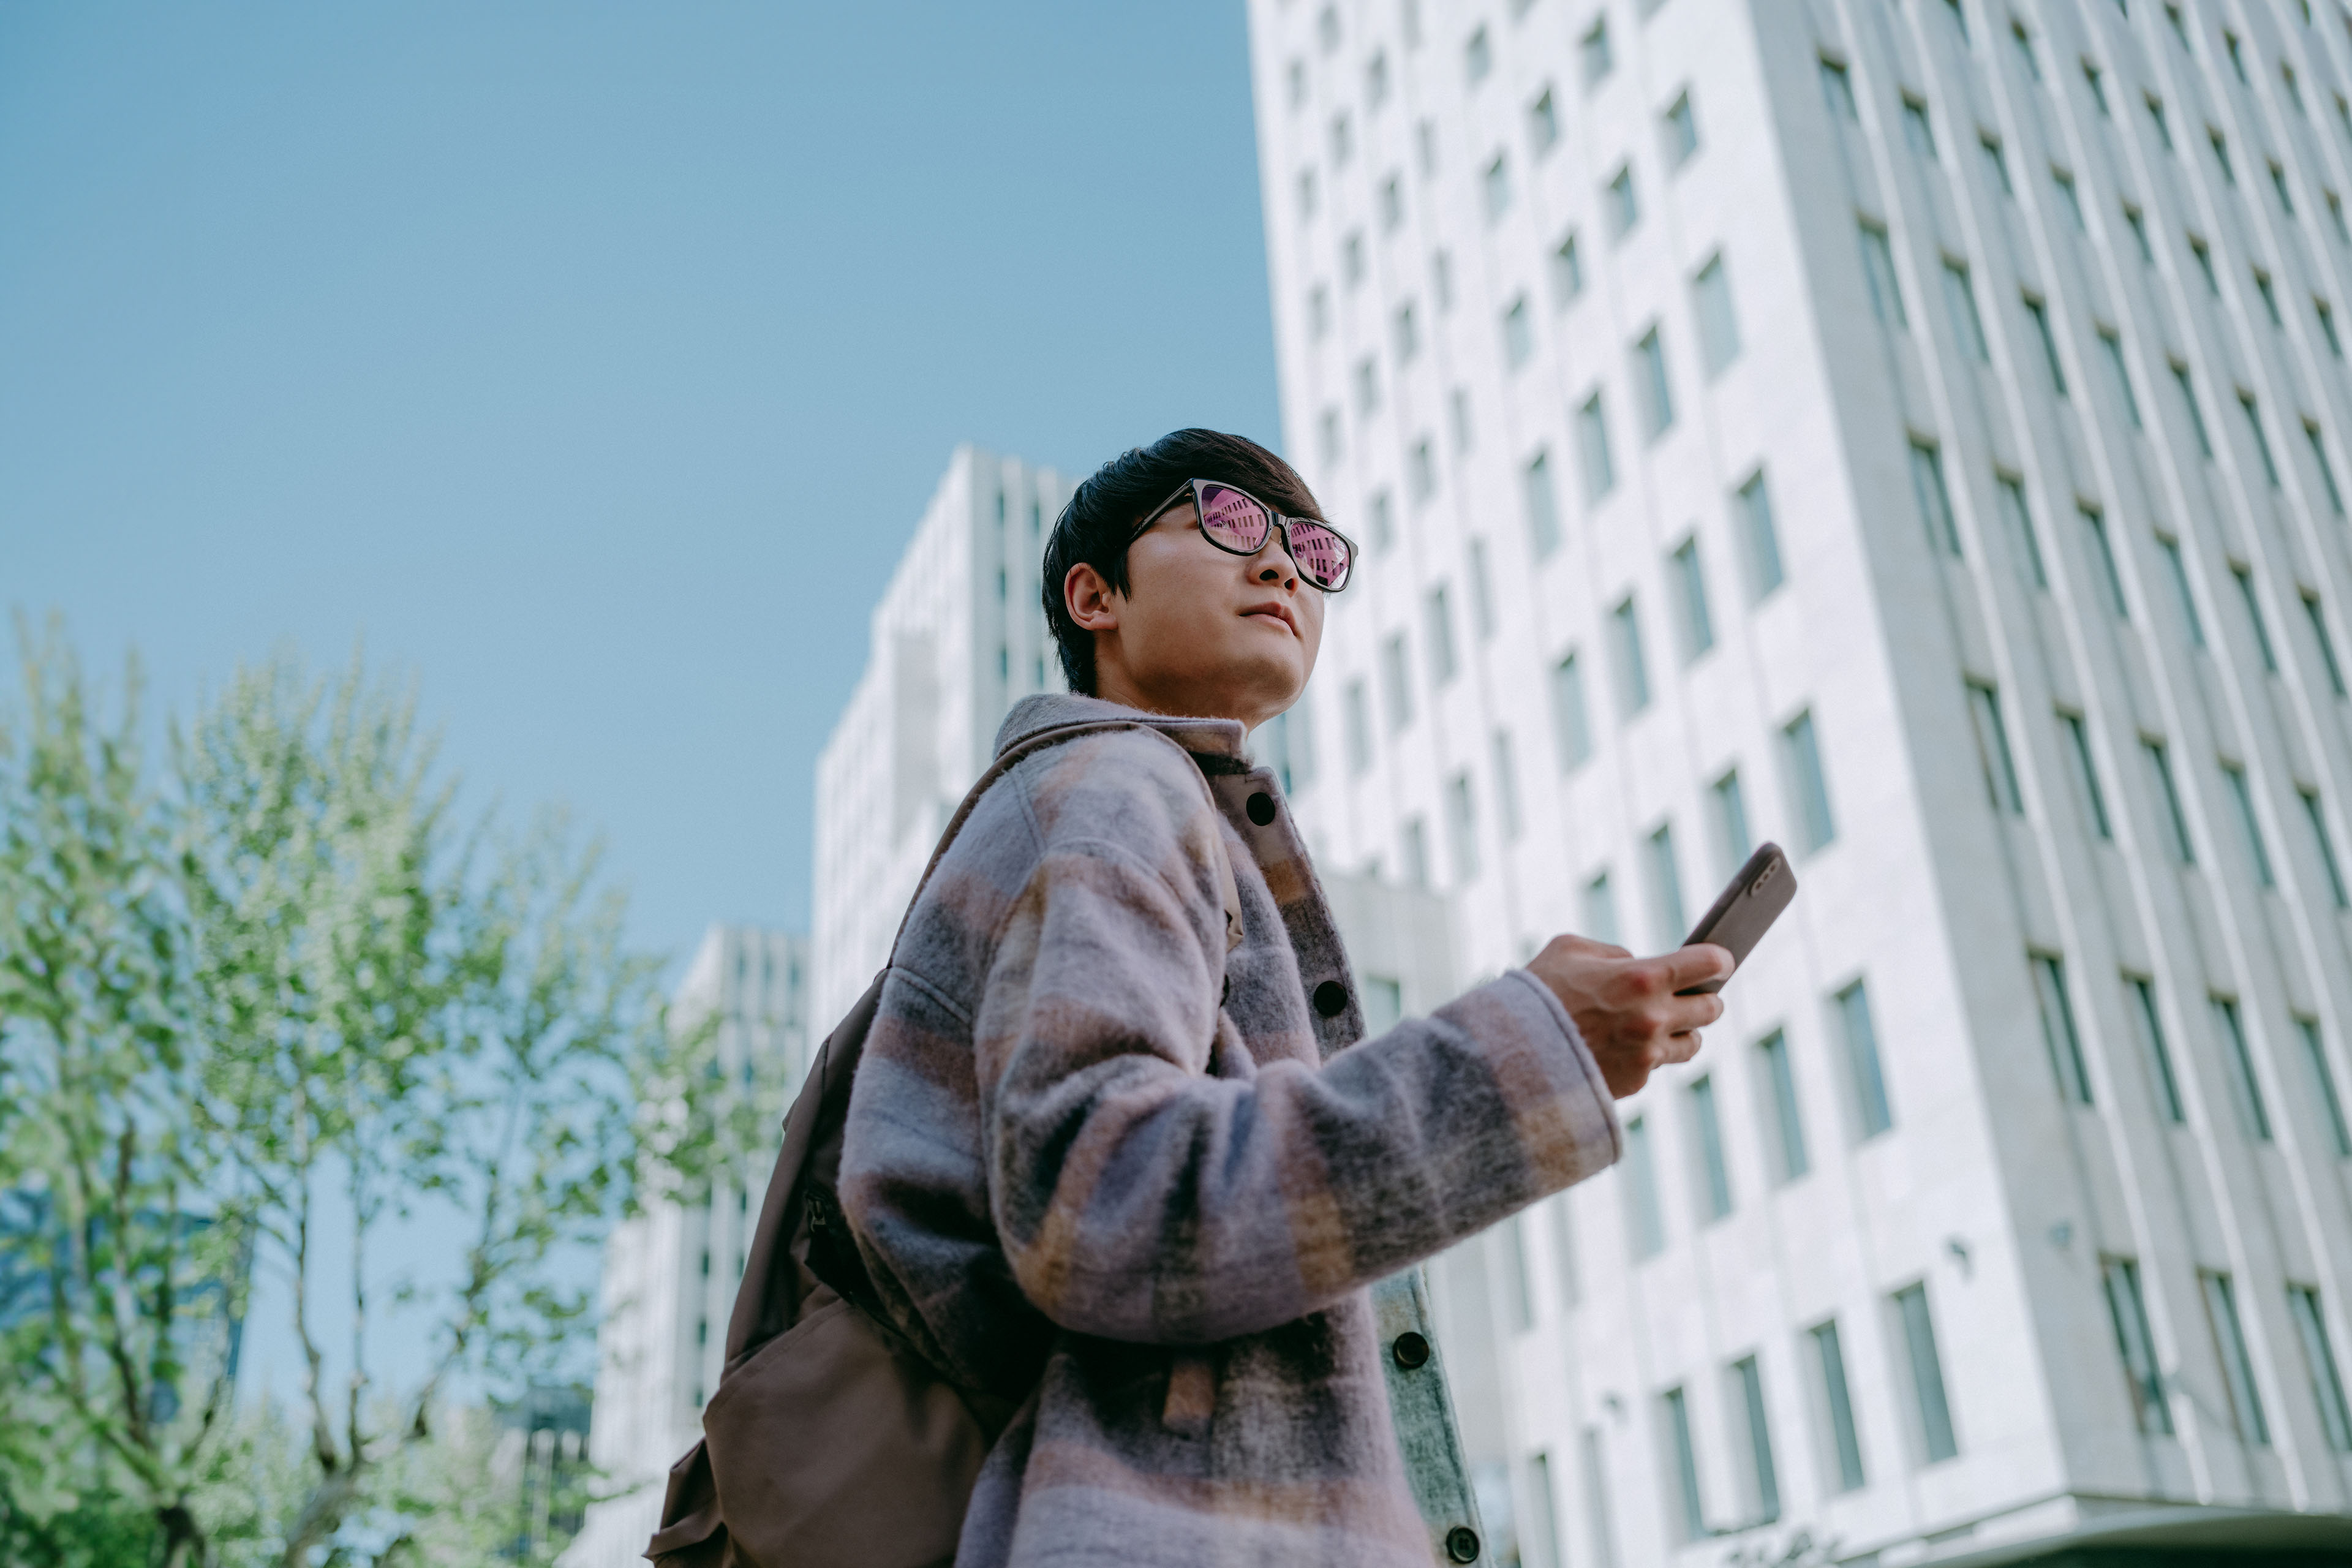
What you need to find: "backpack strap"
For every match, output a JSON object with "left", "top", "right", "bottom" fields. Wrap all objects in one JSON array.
[{"left": 886, "top": 718, "right": 1245, "bottom": 962}]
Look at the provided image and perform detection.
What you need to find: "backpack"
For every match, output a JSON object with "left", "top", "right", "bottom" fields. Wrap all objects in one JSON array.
[{"left": 644, "top": 719, "right": 1243, "bottom": 1568}]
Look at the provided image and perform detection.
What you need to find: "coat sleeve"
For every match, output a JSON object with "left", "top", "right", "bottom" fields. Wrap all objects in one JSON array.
[{"left": 971, "top": 770, "right": 1620, "bottom": 1346}]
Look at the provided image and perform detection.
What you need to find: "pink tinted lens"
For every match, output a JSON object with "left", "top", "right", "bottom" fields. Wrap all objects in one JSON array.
[
  {"left": 1286, "top": 521, "right": 1352, "bottom": 587},
  {"left": 1196, "top": 483, "right": 1273, "bottom": 551}
]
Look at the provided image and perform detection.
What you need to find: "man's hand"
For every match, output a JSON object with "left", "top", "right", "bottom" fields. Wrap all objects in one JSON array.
[{"left": 1526, "top": 935, "right": 1734, "bottom": 1099}]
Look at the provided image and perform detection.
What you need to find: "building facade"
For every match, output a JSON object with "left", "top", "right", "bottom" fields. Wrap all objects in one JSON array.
[
  {"left": 1246, "top": 0, "right": 2352, "bottom": 1562},
  {"left": 561, "top": 924, "right": 810, "bottom": 1568}
]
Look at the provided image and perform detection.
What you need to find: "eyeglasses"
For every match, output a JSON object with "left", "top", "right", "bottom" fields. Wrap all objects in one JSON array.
[{"left": 1130, "top": 478, "right": 1358, "bottom": 592}]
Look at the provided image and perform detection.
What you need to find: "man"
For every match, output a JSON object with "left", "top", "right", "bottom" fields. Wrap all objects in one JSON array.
[{"left": 839, "top": 428, "right": 1729, "bottom": 1564}]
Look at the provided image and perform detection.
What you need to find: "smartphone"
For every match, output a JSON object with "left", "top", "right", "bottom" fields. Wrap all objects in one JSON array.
[{"left": 1675, "top": 842, "right": 1798, "bottom": 996}]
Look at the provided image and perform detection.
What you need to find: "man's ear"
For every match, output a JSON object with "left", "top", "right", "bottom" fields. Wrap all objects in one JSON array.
[{"left": 1065, "top": 562, "right": 1121, "bottom": 633}]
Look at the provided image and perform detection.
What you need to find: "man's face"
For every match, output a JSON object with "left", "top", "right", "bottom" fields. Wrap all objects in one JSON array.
[{"left": 1074, "top": 496, "right": 1327, "bottom": 728}]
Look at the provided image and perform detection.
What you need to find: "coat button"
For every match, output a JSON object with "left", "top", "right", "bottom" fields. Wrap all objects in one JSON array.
[
  {"left": 1313, "top": 980, "right": 1348, "bottom": 1017},
  {"left": 1392, "top": 1332, "right": 1430, "bottom": 1368},
  {"left": 1245, "top": 791, "right": 1276, "bottom": 826},
  {"left": 1446, "top": 1526, "right": 1481, "bottom": 1562}
]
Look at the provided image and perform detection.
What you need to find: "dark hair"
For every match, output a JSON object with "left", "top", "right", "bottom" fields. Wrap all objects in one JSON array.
[{"left": 1041, "top": 428, "right": 1322, "bottom": 695}]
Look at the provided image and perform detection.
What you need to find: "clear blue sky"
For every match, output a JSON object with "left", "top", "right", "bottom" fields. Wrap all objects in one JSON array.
[{"left": 1, "top": 1, "right": 1284, "bottom": 971}]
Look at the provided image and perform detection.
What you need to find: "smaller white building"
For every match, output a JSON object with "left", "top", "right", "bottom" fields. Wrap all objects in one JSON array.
[{"left": 562, "top": 924, "right": 810, "bottom": 1568}]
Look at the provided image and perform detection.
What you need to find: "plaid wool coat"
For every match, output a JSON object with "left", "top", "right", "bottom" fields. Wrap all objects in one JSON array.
[{"left": 837, "top": 693, "right": 1623, "bottom": 1566}]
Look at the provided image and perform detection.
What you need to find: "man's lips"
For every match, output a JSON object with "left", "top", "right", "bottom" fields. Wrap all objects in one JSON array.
[{"left": 1241, "top": 601, "right": 1299, "bottom": 636}]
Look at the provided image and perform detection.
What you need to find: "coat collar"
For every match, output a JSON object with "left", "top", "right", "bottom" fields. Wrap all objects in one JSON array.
[{"left": 994, "top": 693, "right": 1250, "bottom": 763}]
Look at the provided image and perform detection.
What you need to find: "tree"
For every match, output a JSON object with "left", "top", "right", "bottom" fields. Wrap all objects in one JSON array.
[{"left": 1, "top": 625, "right": 745, "bottom": 1566}]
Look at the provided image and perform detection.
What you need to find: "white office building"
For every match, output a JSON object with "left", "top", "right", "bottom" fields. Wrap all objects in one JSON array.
[
  {"left": 1247, "top": 0, "right": 2352, "bottom": 1561},
  {"left": 561, "top": 924, "right": 811, "bottom": 1568}
]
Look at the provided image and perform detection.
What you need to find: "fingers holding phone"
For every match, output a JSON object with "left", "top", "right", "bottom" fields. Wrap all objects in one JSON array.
[{"left": 1528, "top": 935, "right": 1733, "bottom": 1099}]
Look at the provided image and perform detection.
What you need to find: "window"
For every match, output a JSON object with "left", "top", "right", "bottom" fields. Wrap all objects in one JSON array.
[
  {"left": 1578, "top": 393, "right": 1616, "bottom": 500},
  {"left": 1942, "top": 258, "right": 1989, "bottom": 360},
  {"left": 1416, "top": 119, "right": 1438, "bottom": 176},
  {"left": 1464, "top": 24, "right": 1491, "bottom": 83},
  {"left": 2209, "top": 127, "right": 2236, "bottom": 184},
  {"left": 1664, "top": 92, "right": 1700, "bottom": 166},
  {"left": 1365, "top": 50, "right": 1389, "bottom": 107},
  {"left": 2234, "top": 566, "right": 2277, "bottom": 670},
  {"left": 1835, "top": 978, "right": 1893, "bottom": 1137},
  {"left": 1308, "top": 284, "right": 1330, "bottom": 339},
  {"left": 2223, "top": 28, "right": 2247, "bottom": 82},
  {"left": 2127, "top": 975, "right": 2187, "bottom": 1122},
  {"left": 2081, "top": 505, "right": 2128, "bottom": 617},
  {"left": 1610, "top": 597, "right": 1651, "bottom": 717},
  {"left": 1820, "top": 55, "right": 1858, "bottom": 120},
  {"left": 1492, "top": 731, "right": 1521, "bottom": 842},
  {"left": 1393, "top": 301, "right": 1419, "bottom": 364},
  {"left": 2307, "top": 594, "right": 2347, "bottom": 694},
  {"left": 2052, "top": 166, "right": 2084, "bottom": 227},
  {"left": 2158, "top": 537, "right": 2202, "bottom": 644},
  {"left": 1894, "top": 1283, "right": 1959, "bottom": 1461},
  {"left": 1711, "top": 769, "right": 1752, "bottom": 873},
  {"left": 1430, "top": 249, "right": 1452, "bottom": 309},
  {"left": 2083, "top": 59, "right": 2110, "bottom": 117},
  {"left": 1318, "top": 406, "right": 1343, "bottom": 464},
  {"left": 1860, "top": 219, "right": 1906, "bottom": 326},
  {"left": 1444, "top": 772, "right": 1479, "bottom": 882},
  {"left": 2146, "top": 94, "right": 2173, "bottom": 152},
  {"left": 1731, "top": 1355, "right": 1782, "bottom": 1525},
  {"left": 1379, "top": 634, "right": 1414, "bottom": 732},
  {"left": 1635, "top": 326, "right": 1675, "bottom": 438},
  {"left": 2011, "top": 20, "right": 2040, "bottom": 80},
  {"left": 2289, "top": 1286, "right": 2352, "bottom": 1450},
  {"left": 2060, "top": 712, "right": 2112, "bottom": 840},
  {"left": 2188, "top": 235, "right": 2218, "bottom": 293},
  {"left": 2305, "top": 791, "right": 2348, "bottom": 907},
  {"left": 2221, "top": 763, "right": 2274, "bottom": 888},
  {"left": 2285, "top": 62, "right": 2307, "bottom": 115},
  {"left": 1551, "top": 652, "right": 1593, "bottom": 770},
  {"left": 1379, "top": 175, "right": 1404, "bottom": 231},
  {"left": 1980, "top": 134, "right": 2012, "bottom": 195},
  {"left": 1736, "top": 472, "right": 1785, "bottom": 601},
  {"left": 1286, "top": 57, "right": 1307, "bottom": 109},
  {"left": 1607, "top": 164, "right": 1639, "bottom": 237},
  {"left": 1551, "top": 231, "right": 1586, "bottom": 304},
  {"left": 2103, "top": 1258, "right": 2173, "bottom": 1434},
  {"left": 1909, "top": 438, "right": 1962, "bottom": 555},
  {"left": 1297, "top": 168, "right": 1319, "bottom": 219},
  {"left": 1811, "top": 1321, "right": 1866, "bottom": 1490},
  {"left": 1580, "top": 17, "right": 1613, "bottom": 88},
  {"left": 2124, "top": 203, "right": 2153, "bottom": 262},
  {"left": 1425, "top": 586, "right": 1458, "bottom": 685},
  {"left": 1317, "top": 4, "right": 1340, "bottom": 52},
  {"left": 2024, "top": 295, "right": 2067, "bottom": 394},
  {"left": 2174, "top": 364, "right": 2214, "bottom": 455},
  {"left": 1689, "top": 1075, "right": 1733, "bottom": 1220},
  {"left": 1451, "top": 388, "right": 1475, "bottom": 454},
  {"left": 1757, "top": 1030, "right": 1808, "bottom": 1181},
  {"left": 1584, "top": 869, "right": 1621, "bottom": 947},
  {"left": 1624, "top": 1115, "right": 1665, "bottom": 1258},
  {"left": 1785, "top": 710, "right": 1837, "bottom": 851},
  {"left": 1997, "top": 473, "right": 2046, "bottom": 587},
  {"left": 2098, "top": 330, "right": 2141, "bottom": 426},
  {"left": 2332, "top": 190, "right": 2351, "bottom": 244},
  {"left": 2203, "top": 1270, "right": 2271, "bottom": 1444},
  {"left": 1344, "top": 678, "right": 1373, "bottom": 774},
  {"left": 1525, "top": 450, "right": 1561, "bottom": 559},
  {"left": 1661, "top": 1385, "right": 1706, "bottom": 1541},
  {"left": 1329, "top": 113, "right": 1354, "bottom": 170},
  {"left": 1401, "top": 816, "right": 1430, "bottom": 888},
  {"left": 1647, "top": 822, "right": 1686, "bottom": 949},
  {"left": 1361, "top": 974, "right": 1403, "bottom": 1034},
  {"left": 1343, "top": 231, "right": 1366, "bottom": 286},
  {"left": 1354, "top": 355, "right": 1380, "bottom": 415},
  {"left": 2032, "top": 952, "right": 2094, "bottom": 1102},
  {"left": 2144, "top": 738, "right": 2195, "bottom": 863},
  {"left": 1409, "top": 439, "right": 1436, "bottom": 502},
  {"left": 1670, "top": 538, "right": 1714, "bottom": 662},
  {"left": 1529, "top": 86, "right": 1560, "bottom": 155},
  {"left": 2308, "top": 424, "right": 2346, "bottom": 514},
  {"left": 2272, "top": 162, "right": 2296, "bottom": 214},
  {"left": 2241, "top": 394, "right": 2281, "bottom": 484},
  {"left": 1483, "top": 153, "right": 1512, "bottom": 221},
  {"left": 2214, "top": 994, "right": 2273, "bottom": 1139},
  {"left": 1369, "top": 491, "right": 1396, "bottom": 551},
  {"left": 1502, "top": 295, "right": 1534, "bottom": 369},
  {"left": 1468, "top": 536, "right": 1494, "bottom": 635},
  {"left": 1902, "top": 94, "right": 1938, "bottom": 160},
  {"left": 1943, "top": 0, "right": 1970, "bottom": 42},
  {"left": 2321, "top": 300, "right": 2345, "bottom": 357},
  {"left": 1967, "top": 682, "right": 2024, "bottom": 813},
  {"left": 2301, "top": 1018, "right": 2352, "bottom": 1155},
  {"left": 1694, "top": 254, "right": 1741, "bottom": 374},
  {"left": 1526, "top": 1452, "right": 1565, "bottom": 1568}
]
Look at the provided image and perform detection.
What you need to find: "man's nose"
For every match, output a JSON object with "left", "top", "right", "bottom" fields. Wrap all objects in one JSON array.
[{"left": 1250, "top": 533, "right": 1298, "bottom": 589}]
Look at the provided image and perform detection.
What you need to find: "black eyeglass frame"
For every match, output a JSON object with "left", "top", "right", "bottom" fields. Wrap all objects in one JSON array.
[{"left": 1126, "top": 478, "right": 1359, "bottom": 592}]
